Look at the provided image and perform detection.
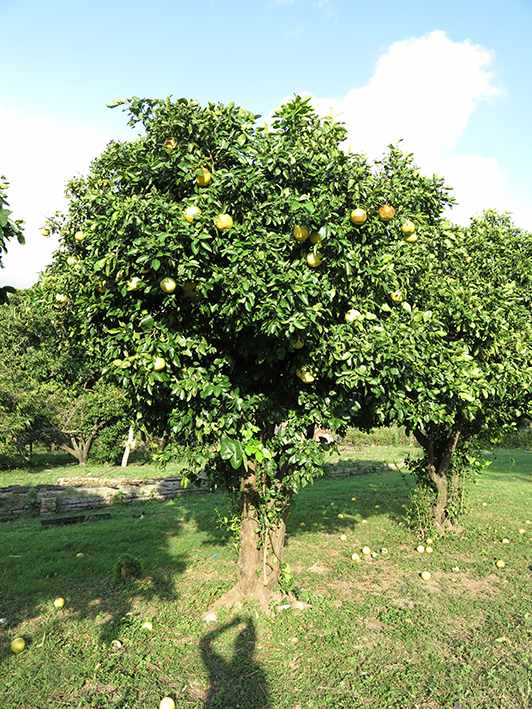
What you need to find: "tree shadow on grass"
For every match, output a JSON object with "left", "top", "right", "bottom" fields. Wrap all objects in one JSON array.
[{"left": 200, "top": 616, "right": 270, "bottom": 709}]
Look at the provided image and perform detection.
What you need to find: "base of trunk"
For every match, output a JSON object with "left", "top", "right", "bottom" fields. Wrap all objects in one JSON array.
[{"left": 211, "top": 582, "right": 286, "bottom": 613}]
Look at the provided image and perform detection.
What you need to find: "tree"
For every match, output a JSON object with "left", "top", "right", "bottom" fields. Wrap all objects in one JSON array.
[
  {"left": 364, "top": 211, "right": 531, "bottom": 533},
  {"left": 46, "top": 96, "right": 452, "bottom": 606},
  {"left": 0, "top": 177, "right": 24, "bottom": 303}
]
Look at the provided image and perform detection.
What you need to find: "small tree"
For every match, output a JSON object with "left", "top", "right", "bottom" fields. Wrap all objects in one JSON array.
[
  {"left": 366, "top": 211, "right": 531, "bottom": 533},
  {"left": 0, "top": 176, "right": 24, "bottom": 303},
  {"left": 47, "top": 96, "right": 452, "bottom": 606}
]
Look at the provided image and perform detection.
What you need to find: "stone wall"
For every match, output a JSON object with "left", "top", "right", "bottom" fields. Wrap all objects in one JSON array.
[{"left": 0, "top": 474, "right": 208, "bottom": 521}]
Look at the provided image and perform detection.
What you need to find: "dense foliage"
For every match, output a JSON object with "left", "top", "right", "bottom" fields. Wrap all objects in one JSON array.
[{"left": 0, "top": 177, "right": 24, "bottom": 303}]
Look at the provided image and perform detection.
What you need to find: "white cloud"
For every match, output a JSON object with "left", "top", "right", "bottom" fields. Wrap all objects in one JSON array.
[
  {"left": 308, "top": 30, "right": 532, "bottom": 229},
  {"left": 0, "top": 108, "right": 128, "bottom": 289}
]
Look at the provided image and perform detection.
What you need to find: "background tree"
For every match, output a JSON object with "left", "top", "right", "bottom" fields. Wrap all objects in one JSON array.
[
  {"left": 45, "top": 96, "right": 453, "bottom": 607},
  {"left": 362, "top": 211, "right": 531, "bottom": 533},
  {"left": 0, "top": 176, "right": 24, "bottom": 303}
]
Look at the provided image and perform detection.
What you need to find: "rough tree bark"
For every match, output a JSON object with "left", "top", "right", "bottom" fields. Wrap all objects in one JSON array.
[
  {"left": 59, "top": 423, "right": 105, "bottom": 465},
  {"left": 415, "top": 428, "right": 461, "bottom": 532},
  {"left": 213, "top": 468, "right": 291, "bottom": 611}
]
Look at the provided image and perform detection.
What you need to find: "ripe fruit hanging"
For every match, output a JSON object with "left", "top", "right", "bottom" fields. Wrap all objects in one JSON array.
[
  {"left": 378, "top": 205, "right": 396, "bottom": 222},
  {"left": 41, "top": 227, "right": 51, "bottom": 237},
  {"left": 309, "top": 231, "right": 322, "bottom": 244},
  {"left": 390, "top": 290, "right": 403, "bottom": 303},
  {"left": 401, "top": 220, "right": 416, "bottom": 236},
  {"left": 344, "top": 309, "right": 361, "bottom": 323},
  {"left": 307, "top": 252, "right": 321, "bottom": 268},
  {"left": 350, "top": 208, "right": 367, "bottom": 225},
  {"left": 296, "top": 368, "right": 315, "bottom": 383},
  {"left": 214, "top": 213, "right": 233, "bottom": 230},
  {"left": 160, "top": 277, "right": 177, "bottom": 294},
  {"left": 163, "top": 137, "right": 177, "bottom": 152},
  {"left": 74, "top": 230, "right": 85, "bottom": 242},
  {"left": 293, "top": 225, "right": 309, "bottom": 242},
  {"left": 183, "top": 205, "right": 201, "bottom": 223},
  {"left": 196, "top": 168, "right": 212, "bottom": 187},
  {"left": 153, "top": 357, "right": 166, "bottom": 372}
]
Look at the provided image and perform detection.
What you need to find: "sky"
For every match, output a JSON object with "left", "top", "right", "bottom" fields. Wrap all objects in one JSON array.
[{"left": 1, "top": 0, "right": 531, "bottom": 288}]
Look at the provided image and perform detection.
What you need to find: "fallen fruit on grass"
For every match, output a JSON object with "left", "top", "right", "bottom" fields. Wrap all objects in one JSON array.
[
  {"left": 416, "top": 545, "right": 425, "bottom": 553},
  {"left": 160, "top": 698, "right": 175, "bottom": 709},
  {"left": 426, "top": 546, "right": 433, "bottom": 554},
  {"left": 339, "top": 534, "right": 347, "bottom": 541},
  {"left": 495, "top": 560, "right": 505, "bottom": 569},
  {"left": 426, "top": 538, "right": 433, "bottom": 545},
  {"left": 361, "top": 519, "right": 367, "bottom": 524},
  {"left": 10, "top": 637, "right": 25, "bottom": 654},
  {"left": 142, "top": 621, "right": 153, "bottom": 631},
  {"left": 518, "top": 528, "right": 526, "bottom": 534},
  {"left": 371, "top": 552, "right": 378, "bottom": 559},
  {"left": 452, "top": 566, "right": 460, "bottom": 572},
  {"left": 501, "top": 538, "right": 510, "bottom": 544},
  {"left": 482, "top": 502, "right": 487, "bottom": 507},
  {"left": 351, "top": 552, "right": 361, "bottom": 562},
  {"left": 53, "top": 597, "right": 65, "bottom": 609},
  {"left": 420, "top": 571, "right": 431, "bottom": 581},
  {"left": 111, "top": 640, "right": 123, "bottom": 650},
  {"left": 76, "top": 552, "right": 84, "bottom": 558},
  {"left": 380, "top": 548, "right": 388, "bottom": 555},
  {"left": 203, "top": 611, "right": 218, "bottom": 624},
  {"left": 361, "top": 546, "right": 371, "bottom": 555},
  {"left": 337, "top": 513, "right": 344, "bottom": 519}
]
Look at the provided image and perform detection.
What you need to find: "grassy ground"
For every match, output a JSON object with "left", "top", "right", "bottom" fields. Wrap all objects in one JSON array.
[{"left": 0, "top": 446, "right": 530, "bottom": 708}]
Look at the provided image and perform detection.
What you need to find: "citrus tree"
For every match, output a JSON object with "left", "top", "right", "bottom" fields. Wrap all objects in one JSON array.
[
  {"left": 45, "top": 96, "right": 452, "bottom": 606},
  {"left": 364, "top": 211, "right": 532, "bottom": 533},
  {"left": 0, "top": 176, "right": 24, "bottom": 303}
]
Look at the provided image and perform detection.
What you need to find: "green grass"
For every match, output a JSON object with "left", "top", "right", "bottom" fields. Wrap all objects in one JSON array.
[
  {"left": 0, "top": 446, "right": 530, "bottom": 708},
  {"left": 0, "top": 451, "right": 187, "bottom": 488}
]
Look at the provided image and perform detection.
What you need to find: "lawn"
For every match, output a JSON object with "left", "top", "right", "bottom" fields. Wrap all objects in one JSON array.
[{"left": 0, "top": 446, "right": 530, "bottom": 708}]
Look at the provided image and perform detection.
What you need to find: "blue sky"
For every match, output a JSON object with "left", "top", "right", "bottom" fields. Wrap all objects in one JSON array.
[{"left": 1, "top": 0, "right": 531, "bottom": 286}]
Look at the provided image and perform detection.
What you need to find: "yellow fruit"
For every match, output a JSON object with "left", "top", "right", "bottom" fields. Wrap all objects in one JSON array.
[
  {"left": 10, "top": 637, "right": 25, "bottom": 654},
  {"left": 401, "top": 220, "right": 416, "bottom": 236},
  {"left": 307, "top": 252, "right": 321, "bottom": 268},
  {"left": 40, "top": 227, "right": 51, "bottom": 237},
  {"left": 351, "top": 552, "right": 361, "bottom": 562},
  {"left": 291, "top": 337, "right": 305, "bottom": 350},
  {"left": 380, "top": 548, "right": 388, "bottom": 555},
  {"left": 74, "top": 230, "right": 85, "bottom": 242},
  {"left": 426, "top": 538, "right": 433, "bottom": 545},
  {"left": 501, "top": 538, "right": 510, "bottom": 544},
  {"left": 344, "top": 309, "right": 361, "bottom": 323},
  {"left": 518, "top": 528, "right": 526, "bottom": 534},
  {"left": 183, "top": 205, "right": 201, "bottom": 223},
  {"left": 426, "top": 546, "right": 433, "bottom": 554},
  {"left": 361, "top": 546, "right": 371, "bottom": 555},
  {"left": 495, "top": 560, "right": 505, "bottom": 568},
  {"left": 378, "top": 205, "right": 396, "bottom": 221},
  {"left": 196, "top": 168, "right": 212, "bottom": 187},
  {"left": 55, "top": 293, "right": 68, "bottom": 305},
  {"left": 390, "top": 290, "right": 403, "bottom": 303},
  {"left": 403, "top": 233, "right": 418, "bottom": 243},
  {"left": 53, "top": 597, "right": 65, "bottom": 609},
  {"left": 340, "top": 534, "right": 347, "bottom": 541},
  {"left": 66, "top": 256, "right": 77, "bottom": 266},
  {"left": 153, "top": 357, "right": 166, "bottom": 372},
  {"left": 163, "top": 137, "right": 177, "bottom": 152},
  {"left": 142, "top": 621, "right": 153, "bottom": 631},
  {"left": 296, "top": 368, "right": 314, "bottom": 384},
  {"left": 214, "top": 213, "right": 233, "bottom": 230},
  {"left": 309, "top": 231, "right": 322, "bottom": 244},
  {"left": 159, "top": 698, "right": 176, "bottom": 709},
  {"left": 416, "top": 545, "right": 425, "bottom": 553},
  {"left": 350, "top": 208, "right": 367, "bottom": 225},
  {"left": 420, "top": 571, "right": 431, "bottom": 581},
  {"left": 293, "top": 225, "right": 309, "bottom": 242},
  {"left": 160, "top": 277, "right": 177, "bottom": 294},
  {"left": 127, "top": 277, "right": 142, "bottom": 292}
]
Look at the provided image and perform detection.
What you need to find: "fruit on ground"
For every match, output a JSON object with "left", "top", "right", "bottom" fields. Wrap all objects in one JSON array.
[
  {"left": 390, "top": 290, "right": 403, "bottom": 303},
  {"left": 401, "top": 220, "right": 416, "bottom": 236},
  {"left": 183, "top": 205, "right": 201, "bottom": 223},
  {"left": 350, "top": 208, "right": 367, "bottom": 225},
  {"left": 160, "top": 698, "right": 175, "bottom": 709},
  {"left": 307, "top": 252, "right": 321, "bottom": 268},
  {"left": 53, "top": 597, "right": 65, "bottom": 609},
  {"left": 351, "top": 552, "right": 361, "bottom": 562},
  {"left": 426, "top": 546, "right": 433, "bottom": 554},
  {"left": 495, "top": 560, "right": 505, "bottom": 568},
  {"left": 378, "top": 204, "right": 396, "bottom": 221},
  {"left": 142, "top": 621, "right": 153, "bottom": 631},
  {"left": 160, "top": 277, "right": 177, "bottom": 294},
  {"left": 420, "top": 571, "right": 431, "bottom": 581},
  {"left": 380, "top": 548, "right": 388, "bottom": 555},
  {"left": 309, "top": 231, "right": 322, "bottom": 244},
  {"left": 153, "top": 357, "right": 166, "bottom": 372},
  {"left": 10, "top": 637, "right": 26, "bottom": 654},
  {"left": 361, "top": 546, "right": 371, "bottom": 555},
  {"left": 214, "top": 213, "right": 233, "bottom": 230},
  {"left": 293, "top": 225, "right": 309, "bottom": 242},
  {"left": 416, "top": 545, "right": 425, "bottom": 553},
  {"left": 344, "top": 308, "right": 362, "bottom": 323},
  {"left": 502, "top": 538, "right": 510, "bottom": 544},
  {"left": 518, "top": 528, "right": 525, "bottom": 534},
  {"left": 196, "top": 168, "right": 212, "bottom": 187},
  {"left": 74, "top": 230, "right": 85, "bottom": 242},
  {"left": 340, "top": 534, "right": 347, "bottom": 541},
  {"left": 296, "top": 368, "right": 315, "bottom": 384}
]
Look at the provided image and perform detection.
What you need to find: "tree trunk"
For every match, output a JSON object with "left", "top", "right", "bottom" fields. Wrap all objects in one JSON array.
[
  {"left": 213, "top": 470, "right": 291, "bottom": 610},
  {"left": 121, "top": 426, "right": 135, "bottom": 468}
]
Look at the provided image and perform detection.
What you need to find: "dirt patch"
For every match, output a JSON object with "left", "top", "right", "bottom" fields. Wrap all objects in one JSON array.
[{"left": 446, "top": 572, "right": 503, "bottom": 599}]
